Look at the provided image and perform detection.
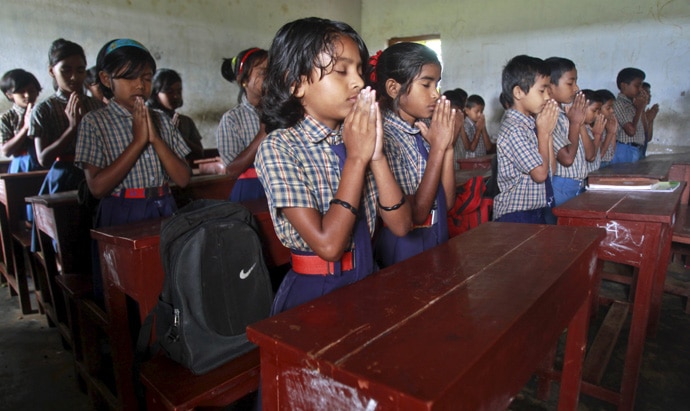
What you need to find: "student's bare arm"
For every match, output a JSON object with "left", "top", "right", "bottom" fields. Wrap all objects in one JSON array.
[
  {"left": 531, "top": 100, "right": 559, "bottom": 182},
  {"left": 556, "top": 92, "right": 586, "bottom": 167},
  {"left": 226, "top": 123, "right": 267, "bottom": 179}
]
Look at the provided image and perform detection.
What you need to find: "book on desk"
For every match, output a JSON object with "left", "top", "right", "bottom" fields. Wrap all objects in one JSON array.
[{"left": 587, "top": 178, "right": 680, "bottom": 192}]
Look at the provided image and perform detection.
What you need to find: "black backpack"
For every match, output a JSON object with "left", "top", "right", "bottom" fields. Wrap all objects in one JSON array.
[{"left": 137, "top": 199, "right": 274, "bottom": 375}]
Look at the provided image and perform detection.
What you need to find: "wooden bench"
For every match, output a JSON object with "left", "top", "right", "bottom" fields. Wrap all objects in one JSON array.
[
  {"left": 92, "top": 199, "right": 289, "bottom": 411},
  {"left": 26, "top": 191, "right": 117, "bottom": 410},
  {"left": 170, "top": 174, "right": 236, "bottom": 207},
  {"left": 0, "top": 170, "right": 48, "bottom": 314}
]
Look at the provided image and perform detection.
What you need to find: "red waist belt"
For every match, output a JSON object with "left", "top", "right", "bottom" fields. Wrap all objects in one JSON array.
[
  {"left": 112, "top": 185, "right": 171, "bottom": 199},
  {"left": 238, "top": 168, "right": 258, "bottom": 179},
  {"left": 291, "top": 251, "right": 354, "bottom": 275}
]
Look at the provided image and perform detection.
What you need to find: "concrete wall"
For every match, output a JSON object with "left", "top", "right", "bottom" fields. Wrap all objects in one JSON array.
[
  {"left": 362, "top": 0, "right": 690, "bottom": 153},
  {"left": 2, "top": 0, "right": 689, "bottom": 155},
  {"left": 0, "top": 0, "right": 361, "bottom": 155}
]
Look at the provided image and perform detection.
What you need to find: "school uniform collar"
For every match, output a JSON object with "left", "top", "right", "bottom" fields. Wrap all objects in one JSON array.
[
  {"left": 105, "top": 99, "right": 134, "bottom": 118},
  {"left": 240, "top": 94, "right": 258, "bottom": 115},
  {"left": 617, "top": 92, "right": 633, "bottom": 103},
  {"left": 505, "top": 108, "right": 536, "bottom": 129},
  {"left": 54, "top": 88, "right": 72, "bottom": 103},
  {"left": 384, "top": 110, "right": 422, "bottom": 136},
  {"left": 11, "top": 104, "right": 26, "bottom": 116},
  {"left": 297, "top": 114, "right": 342, "bottom": 145}
]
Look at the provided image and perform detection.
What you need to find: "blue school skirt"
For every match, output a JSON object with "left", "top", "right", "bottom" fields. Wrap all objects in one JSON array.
[
  {"left": 270, "top": 217, "right": 374, "bottom": 315},
  {"left": 91, "top": 190, "right": 177, "bottom": 301},
  {"left": 229, "top": 167, "right": 266, "bottom": 202}
]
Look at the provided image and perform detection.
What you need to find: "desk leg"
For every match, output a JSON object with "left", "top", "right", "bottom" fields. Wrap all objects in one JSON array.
[
  {"left": 104, "top": 284, "right": 138, "bottom": 410},
  {"left": 648, "top": 224, "right": 672, "bottom": 337},
  {"left": 558, "top": 291, "right": 591, "bottom": 411}
]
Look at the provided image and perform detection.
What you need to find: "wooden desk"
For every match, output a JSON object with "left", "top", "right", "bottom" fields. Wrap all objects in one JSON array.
[
  {"left": 248, "top": 222, "right": 604, "bottom": 411},
  {"left": 553, "top": 186, "right": 683, "bottom": 410},
  {"left": 171, "top": 173, "right": 235, "bottom": 207},
  {"left": 457, "top": 154, "right": 494, "bottom": 170},
  {"left": 0, "top": 170, "right": 48, "bottom": 313},
  {"left": 91, "top": 199, "right": 288, "bottom": 410}
]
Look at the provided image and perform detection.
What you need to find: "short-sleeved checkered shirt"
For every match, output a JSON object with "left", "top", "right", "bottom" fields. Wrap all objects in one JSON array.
[
  {"left": 463, "top": 116, "right": 487, "bottom": 158},
  {"left": 382, "top": 111, "right": 430, "bottom": 197},
  {"left": 216, "top": 95, "right": 260, "bottom": 166},
  {"left": 29, "top": 90, "right": 105, "bottom": 156},
  {"left": 255, "top": 115, "right": 378, "bottom": 252},
  {"left": 1, "top": 104, "right": 28, "bottom": 147},
  {"left": 614, "top": 93, "right": 645, "bottom": 145},
  {"left": 493, "top": 109, "right": 547, "bottom": 220},
  {"left": 75, "top": 100, "right": 190, "bottom": 193},
  {"left": 600, "top": 130, "right": 615, "bottom": 162},
  {"left": 585, "top": 126, "right": 601, "bottom": 172},
  {"left": 552, "top": 110, "right": 587, "bottom": 180}
]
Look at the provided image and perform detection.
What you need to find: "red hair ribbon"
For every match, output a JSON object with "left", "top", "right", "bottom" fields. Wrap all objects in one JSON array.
[
  {"left": 238, "top": 48, "right": 261, "bottom": 78},
  {"left": 368, "top": 50, "right": 383, "bottom": 84}
]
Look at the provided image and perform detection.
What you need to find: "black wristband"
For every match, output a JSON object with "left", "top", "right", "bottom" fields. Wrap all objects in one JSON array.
[
  {"left": 378, "top": 195, "right": 406, "bottom": 211},
  {"left": 330, "top": 198, "right": 358, "bottom": 216}
]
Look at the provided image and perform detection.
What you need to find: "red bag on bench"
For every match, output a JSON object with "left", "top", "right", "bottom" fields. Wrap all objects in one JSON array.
[{"left": 447, "top": 176, "right": 492, "bottom": 238}]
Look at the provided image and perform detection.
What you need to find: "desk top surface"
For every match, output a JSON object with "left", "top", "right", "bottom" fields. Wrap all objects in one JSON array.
[
  {"left": 247, "top": 222, "right": 603, "bottom": 408},
  {"left": 553, "top": 183, "right": 684, "bottom": 224}
]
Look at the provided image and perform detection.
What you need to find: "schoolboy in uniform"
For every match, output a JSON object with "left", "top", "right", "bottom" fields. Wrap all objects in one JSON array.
[
  {"left": 611, "top": 67, "right": 647, "bottom": 164},
  {"left": 545, "top": 57, "right": 589, "bottom": 207},
  {"left": 493, "top": 55, "right": 559, "bottom": 224}
]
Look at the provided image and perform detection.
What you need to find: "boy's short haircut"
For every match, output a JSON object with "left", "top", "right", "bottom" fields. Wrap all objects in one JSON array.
[
  {"left": 642, "top": 81, "right": 651, "bottom": 89},
  {"left": 1, "top": 69, "right": 42, "bottom": 101},
  {"left": 616, "top": 67, "right": 646, "bottom": 90},
  {"left": 500, "top": 55, "right": 550, "bottom": 109},
  {"left": 443, "top": 88, "right": 468, "bottom": 109},
  {"left": 465, "top": 94, "right": 485, "bottom": 109},
  {"left": 544, "top": 57, "right": 576, "bottom": 85},
  {"left": 581, "top": 89, "right": 604, "bottom": 105},
  {"left": 595, "top": 89, "right": 615, "bottom": 103}
]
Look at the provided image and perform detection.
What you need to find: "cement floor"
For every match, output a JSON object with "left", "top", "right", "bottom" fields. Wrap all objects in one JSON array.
[{"left": 0, "top": 262, "right": 689, "bottom": 411}]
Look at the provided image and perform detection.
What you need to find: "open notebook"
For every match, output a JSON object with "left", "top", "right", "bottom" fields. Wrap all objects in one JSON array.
[{"left": 587, "top": 178, "right": 680, "bottom": 192}]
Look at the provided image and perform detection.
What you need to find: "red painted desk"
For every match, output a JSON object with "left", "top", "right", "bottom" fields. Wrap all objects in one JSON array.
[
  {"left": 248, "top": 222, "right": 604, "bottom": 411},
  {"left": 553, "top": 186, "right": 683, "bottom": 410},
  {"left": 91, "top": 199, "right": 289, "bottom": 410}
]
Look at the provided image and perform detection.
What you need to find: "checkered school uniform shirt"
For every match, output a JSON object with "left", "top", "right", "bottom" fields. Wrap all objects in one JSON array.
[
  {"left": 585, "top": 126, "right": 602, "bottom": 172},
  {"left": 29, "top": 89, "right": 105, "bottom": 156},
  {"left": 553, "top": 110, "right": 588, "bottom": 180},
  {"left": 463, "top": 116, "right": 487, "bottom": 158},
  {"left": 75, "top": 100, "right": 190, "bottom": 193},
  {"left": 216, "top": 95, "right": 261, "bottom": 166},
  {"left": 601, "top": 130, "right": 615, "bottom": 162},
  {"left": 613, "top": 93, "right": 645, "bottom": 145},
  {"left": 493, "top": 109, "right": 547, "bottom": 220},
  {"left": 1, "top": 104, "right": 26, "bottom": 144},
  {"left": 255, "top": 115, "right": 378, "bottom": 252},
  {"left": 383, "top": 111, "right": 430, "bottom": 196}
]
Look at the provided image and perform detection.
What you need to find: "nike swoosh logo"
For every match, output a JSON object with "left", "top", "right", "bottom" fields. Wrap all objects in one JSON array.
[{"left": 239, "top": 262, "right": 257, "bottom": 280}]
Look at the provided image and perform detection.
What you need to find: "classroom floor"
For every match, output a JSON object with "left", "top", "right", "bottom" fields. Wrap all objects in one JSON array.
[{"left": 0, "top": 262, "right": 689, "bottom": 411}]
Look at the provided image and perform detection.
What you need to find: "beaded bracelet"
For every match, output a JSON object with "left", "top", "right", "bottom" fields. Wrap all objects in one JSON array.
[
  {"left": 330, "top": 198, "right": 358, "bottom": 216},
  {"left": 378, "top": 195, "right": 406, "bottom": 211}
]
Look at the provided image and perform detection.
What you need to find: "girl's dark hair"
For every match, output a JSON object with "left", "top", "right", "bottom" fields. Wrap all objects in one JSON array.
[
  {"left": 500, "top": 55, "right": 550, "bottom": 108},
  {"left": 1, "top": 69, "right": 42, "bottom": 101},
  {"left": 443, "top": 88, "right": 468, "bottom": 109},
  {"left": 48, "top": 38, "right": 86, "bottom": 90},
  {"left": 581, "top": 89, "right": 604, "bottom": 105},
  {"left": 371, "top": 42, "right": 440, "bottom": 113},
  {"left": 147, "top": 68, "right": 182, "bottom": 109},
  {"left": 96, "top": 39, "right": 156, "bottom": 99},
  {"left": 221, "top": 47, "right": 267, "bottom": 103},
  {"left": 261, "top": 17, "right": 369, "bottom": 132},
  {"left": 544, "top": 57, "right": 576, "bottom": 85},
  {"left": 595, "top": 89, "right": 616, "bottom": 103},
  {"left": 84, "top": 66, "right": 99, "bottom": 87}
]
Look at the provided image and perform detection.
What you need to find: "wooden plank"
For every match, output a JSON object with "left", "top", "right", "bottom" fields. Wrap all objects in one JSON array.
[{"left": 582, "top": 301, "right": 630, "bottom": 384}]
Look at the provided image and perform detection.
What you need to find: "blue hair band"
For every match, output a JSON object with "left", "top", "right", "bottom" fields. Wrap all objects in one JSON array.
[{"left": 106, "top": 39, "right": 148, "bottom": 55}]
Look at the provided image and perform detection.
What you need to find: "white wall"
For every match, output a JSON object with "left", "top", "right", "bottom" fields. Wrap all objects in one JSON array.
[
  {"left": 362, "top": 0, "right": 690, "bottom": 153},
  {"left": 0, "top": 0, "right": 361, "bottom": 154},
  {"left": 3, "top": 0, "right": 689, "bottom": 155}
]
